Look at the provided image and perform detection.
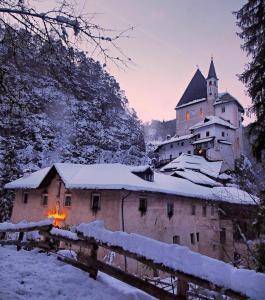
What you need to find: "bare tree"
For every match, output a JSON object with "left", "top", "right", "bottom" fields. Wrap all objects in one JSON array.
[{"left": 0, "top": 0, "right": 133, "bottom": 67}]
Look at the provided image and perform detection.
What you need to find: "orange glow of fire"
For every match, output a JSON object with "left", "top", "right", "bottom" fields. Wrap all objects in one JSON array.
[{"left": 47, "top": 210, "right": 66, "bottom": 227}]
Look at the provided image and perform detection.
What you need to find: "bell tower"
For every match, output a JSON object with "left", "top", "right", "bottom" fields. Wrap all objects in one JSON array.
[{"left": 206, "top": 58, "right": 218, "bottom": 113}]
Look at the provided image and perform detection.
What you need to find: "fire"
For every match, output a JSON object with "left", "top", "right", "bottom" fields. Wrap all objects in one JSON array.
[{"left": 47, "top": 210, "right": 66, "bottom": 227}]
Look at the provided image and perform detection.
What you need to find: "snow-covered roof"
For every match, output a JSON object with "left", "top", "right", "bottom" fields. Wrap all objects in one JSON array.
[
  {"left": 5, "top": 162, "right": 256, "bottom": 205},
  {"left": 176, "top": 97, "right": 206, "bottom": 109},
  {"left": 171, "top": 170, "right": 222, "bottom": 187},
  {"left": 192, "top": 137, "right": 214, "bottom": 145},
  {"left": 155, "top": 134, "right": 193, "bottom": 149},
  {"left": 189, "top": 116, "right": 236, "bottom": 131},
  {"left": 214, "top": 92, "right": 244, "bottom": 112},
  {"left": 160, "top": 154, "right": 222, "bottom": 178},
  {"left": 218, "top": 140, "right": 232, "bottom": 145}
]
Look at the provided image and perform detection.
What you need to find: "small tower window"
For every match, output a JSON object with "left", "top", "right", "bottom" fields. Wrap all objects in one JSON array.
[
  {"left": 139, "top": 197, "right": 147, "bottom": 216},
  {"left": 220, "top": 228, "right": 226, "bottom": 244},
  {"left": 185, "top": 111, "right": 190, "bottom": 121},
  {"left": 64, "top": 194, "right": 72, "bottom": 207},
  {"left": 190, "top": 233, "right": 195, "bottom": 245},
  {"left": 22, "top": 192, "right": 28, "bottom": 204},
  {"left": 173, "top": 235, "right": 180, "bottom": 244},
  {"left": 41, "top": 193, "right": 48, "bottom": 206},
  {"left": 91, "top": 193, "right": 101, "bottom": 213},
  {"left": 191, "top": 205, "right": 196, "bottom": 215},
  {"left": 167, "top": 202, "right": 174, "bottom": 219},
  {"left": 209, "top": 81, "right": 212, "bottom": 85},
  {"left": 222, "top": 105, "right": 225, "bottom": 113},
  {"left": 202, "top": 206, "right": 207, "bottom": 217},
  {"left": 222, "top": 131, "right": 225, "bottom": 137},
  {"left": 196, "top": 232, "right": 200, "bottom": 242}
]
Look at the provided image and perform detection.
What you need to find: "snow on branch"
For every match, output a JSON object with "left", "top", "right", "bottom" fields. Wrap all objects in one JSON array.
[{"left": 0, "top": 0, "right": 133, "bottom": 67}]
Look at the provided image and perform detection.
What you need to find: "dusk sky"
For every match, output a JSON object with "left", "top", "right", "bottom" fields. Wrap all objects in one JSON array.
[{"left": 38, "top": 0, "right": 251, "bottom": 124}]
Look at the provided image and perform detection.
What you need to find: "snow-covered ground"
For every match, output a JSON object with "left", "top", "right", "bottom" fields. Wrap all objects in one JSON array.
[{"left": 0, "top": 246, "right": 152, "bottom": 300}]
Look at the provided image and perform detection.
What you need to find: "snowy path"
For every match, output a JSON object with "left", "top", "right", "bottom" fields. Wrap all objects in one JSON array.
[{"left": 0, "top": 246, "right": 152, "bottom": 300}]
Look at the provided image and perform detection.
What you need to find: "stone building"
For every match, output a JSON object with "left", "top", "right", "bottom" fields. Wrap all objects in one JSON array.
[
  {"left": 6, "top": 163, "right": 256, "bottom": 273},
  {"left": 155, "top": 59, "right": 244, "bottom": 170}
]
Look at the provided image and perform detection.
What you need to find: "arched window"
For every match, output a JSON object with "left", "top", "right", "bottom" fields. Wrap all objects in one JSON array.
[{"left": 185, "top": 111, "right": 190, "bottom": 121}]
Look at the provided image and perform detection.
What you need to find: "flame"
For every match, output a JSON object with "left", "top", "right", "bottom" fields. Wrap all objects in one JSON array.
[{"left": 47, "top": 210, "right": 66, "bottom": 227}]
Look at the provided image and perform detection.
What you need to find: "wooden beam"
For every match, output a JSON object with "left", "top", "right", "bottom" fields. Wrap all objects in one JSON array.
[
  {"left": 58, "top": 255, "right": 181, "bottom": 300},
  {"left": 39, "top": 230, "right": 93, "bottom": 249},
  {"left": 17, "top": 232, "right": 24, "bottom": 251},
  {"left": 0, "top": 239, "right": 49, "bottom": 249},
  {"left": 0, "top": 224, "right": 52, "bottom": 233},
  {"left": 77, "top": 234, "right": 247, "bottom": 300}
]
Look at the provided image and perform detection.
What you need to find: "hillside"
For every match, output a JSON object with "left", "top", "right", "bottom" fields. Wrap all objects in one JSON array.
[
  {"left": 0, "top": 29, "right": 147, "bottom": 221},
  {"left": 144, "top": 119, "right": 175, "bottom": 142}
]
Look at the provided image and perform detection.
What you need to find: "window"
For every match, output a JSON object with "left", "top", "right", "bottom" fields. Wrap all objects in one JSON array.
[
  {"left": 202, "top": 206, "right": 207, "bottom": 217},
  {"left": 220, "top": 228, "right": 226, "bottom": 244},
  {"left": 181, "top": 142, "right": 184, "bottom": 146},
  {"left": 139, "top": 197, "right": 147, "bottom": 216},
  {"left": 191, "top": 205, "right": 196, "bottom": 215},
  {"left": 206, "top": 131, "right": 210, "bottom": 137},
  {"left": 222, "top": 131, "right": 225, "bottom": 137},
  {"left": 91, "top": 193, "right": 101, "bottom": 213},
  {"left": 197, "top": 133, "right": 201, "bottom": 139},
  {"left": 209, "top": 81, "right": 212, "bottom": 85},
  {"left": 179, "top": 152, "right": 182, "bottom": 156},
  {"left": 22, "top": 192, "right": 28, "bottom": 204},
  {"left": 170, "top": 154, "right": 172, "bottom": 160},
  {"left": 167, "top": 202, "right": 174, "bottom": 219},
  {"left": 199, "top": 107, "right": 203, "bottom": 117},
  {"left": 188, "top": 151, "right": 191, "bottom": 154},
  {"left": 196, "top": 232, "right": 200, "bottom": 242},
  {"left": 41, "top": 194, "right": 48, "bottom": 206},
  {"left": 190, "top": 233, "right": 195, "bottom": 245},
  {"left": 173, "top": 235, "right": 180, "bottom": 244},
  {"left": 222, "top": 105, "right": 225, "bottom": 113},
  {"left": 170, "top": 144, "right": 173, "bottom": 149},
  {"left": 211, "top": 206, "right": 215, "bottom": 216},
  {"left": 185, "top": 111, "right": 190, "bottom": 121},
  {"left": 64, "top": 194, "right": 72, "bottom": 207}
]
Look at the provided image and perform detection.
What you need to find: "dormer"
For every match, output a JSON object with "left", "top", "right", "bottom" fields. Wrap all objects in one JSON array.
[
  {"left": 206, "top": 58, "right": 218, "bottom": 100},
  {"left": 131, "top": 166, "right": 154, "bottom": 182}
]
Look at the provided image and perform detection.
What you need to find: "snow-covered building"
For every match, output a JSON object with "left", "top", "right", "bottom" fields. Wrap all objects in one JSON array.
[
  {"left": 155, "top": 59, "right": 244, "bottom": 170},
  {"left": 5, "top": 163, "right": 257, "bottom": 272}
]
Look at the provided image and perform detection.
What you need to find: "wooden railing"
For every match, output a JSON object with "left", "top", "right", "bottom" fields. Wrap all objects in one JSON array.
[{"left": 0, "top": 220, "right": 252, "bottom": 300}]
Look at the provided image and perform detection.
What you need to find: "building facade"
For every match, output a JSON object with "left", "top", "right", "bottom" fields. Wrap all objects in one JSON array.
[
  {"left": 6, "top": 163, "right": 256, "bottom": 274},
  {"left": 156, "top": 59, "right": 244, "bottom": 170}
]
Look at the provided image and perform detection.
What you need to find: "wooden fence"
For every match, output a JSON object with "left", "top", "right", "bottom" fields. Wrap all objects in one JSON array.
[{"left": 0, "top": 220, "right": 248, "bottom": 300}]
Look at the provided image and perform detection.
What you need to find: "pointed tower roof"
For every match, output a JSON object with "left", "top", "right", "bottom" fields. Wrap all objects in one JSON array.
[
  {"left": 176, "top": 69, "right": 207, "bottom": 107},
  {"left": 207, "top": 58, "right": 218, "bottom": 80}
]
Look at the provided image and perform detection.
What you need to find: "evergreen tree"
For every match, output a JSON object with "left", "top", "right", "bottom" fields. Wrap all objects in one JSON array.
[
  {"left": 235, "top": 0, "right": 265, "bottom": 272},
  {"left": 235, "top": 0, "right": 265, "bottom": 162},
  {"left": 0, "top": 29, "right": 147, "bottom": 221}
]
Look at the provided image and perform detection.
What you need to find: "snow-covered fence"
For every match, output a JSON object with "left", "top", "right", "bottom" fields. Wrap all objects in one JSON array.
[
  {"left": 1, "top": 219, "right": 264, "bottom": 300},
  {"left": 0, "top": 219, "right": 53, "bottom": 250}
]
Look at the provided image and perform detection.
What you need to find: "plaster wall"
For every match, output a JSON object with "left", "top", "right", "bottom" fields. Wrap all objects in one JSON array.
[{"left": 176, "top": 100, "right": 212, "bottom": 136}]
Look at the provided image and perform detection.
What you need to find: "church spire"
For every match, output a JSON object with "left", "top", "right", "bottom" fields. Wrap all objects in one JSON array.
[
  {"left": 206, "top": 57, "right": 218, "bottom": 101},
  {"left": 207, "top": 57, "right": 218, "bottom": 80}
]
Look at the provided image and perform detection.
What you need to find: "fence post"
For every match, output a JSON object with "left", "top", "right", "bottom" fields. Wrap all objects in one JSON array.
[
  {"left": 177, "top": 278, "right": 189, "bottom": 299},
  {"left": 17, "top": 232, "right": 24, "bottom": 251},
  {"left": 89, "top": 244, "right": 99, "bottom": 279}
]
